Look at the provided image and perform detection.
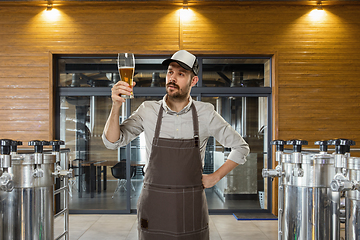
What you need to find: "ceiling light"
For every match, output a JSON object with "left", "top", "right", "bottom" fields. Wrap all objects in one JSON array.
[
  {"left": 183, "top": 0, "right": 188, "bottom": 10},
  {"left": 46, "top": 3, "right": 53, "bottom": 11},
  {"left": 317, "top": 2, "right": 323, "bottom": 10}
]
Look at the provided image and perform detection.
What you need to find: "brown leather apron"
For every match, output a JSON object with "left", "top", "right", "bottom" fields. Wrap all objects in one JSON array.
[{"left": 137, "top": 103, "right": 209, "bottom": 240}]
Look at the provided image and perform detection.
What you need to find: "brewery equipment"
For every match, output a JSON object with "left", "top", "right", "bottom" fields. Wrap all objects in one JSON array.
[
  {"left": 280, "top": 139, "right": 337, "bottom": 240},
  {"left": 343, "top": 157, "right": 360, "bottom": 240},
  {"left": 328, "top": 139, "right": 355, "bottom": 239},
  {"left": 0, "top": 139, "right": 72, "bottom": 240},
  {"left": 10, "top": 140, "right": 22, "bottom": 155},
  {"left": 264, "top": 139, "right": 338, "bottom": 240},
  {"left": 263, "top": 138, "right": 360, "bottom": 240},
  {"left": 329, "top": 139, "right": 360, "bottom": 240},
  {"left": 262, "top": 140, "right": 285, "bottom": 240},
  {"left": 0, "top": 139, "right": 15, "bottom": 193}
]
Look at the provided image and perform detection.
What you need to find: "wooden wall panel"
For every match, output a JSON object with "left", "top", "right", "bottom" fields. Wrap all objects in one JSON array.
[
  {"left": 0, "top": 3, "right": 180, "bottom": 142},
  {"left": 181, "top": 4, "right": 360, "bottom": 152}
]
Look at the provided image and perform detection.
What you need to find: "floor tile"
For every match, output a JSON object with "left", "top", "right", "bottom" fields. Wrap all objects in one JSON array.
[{"left": 54, "top": 214, "right": 278, "bottom": 240}]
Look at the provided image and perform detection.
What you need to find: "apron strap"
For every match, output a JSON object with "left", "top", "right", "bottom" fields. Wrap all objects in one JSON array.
[
  {"left": 153, "top": 102, "right": 199, "bottom": 147},
  {"left": 153, "top": 104, "right": 164, "bottom": 140},
  {"left": 191, "top": 103, "right": 200, "bottom": 147}
]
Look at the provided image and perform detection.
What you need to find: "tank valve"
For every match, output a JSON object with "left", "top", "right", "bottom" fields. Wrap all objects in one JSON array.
[
  {"left": 331, "top": 173, "right": 353, "bottom": 192},
  {"left": 33, "top": 168, "right": 44, "bottom": 178},
  {"left": 353, "top": 181, "right": 360, "bottom": 191},
  {"left": 262, "top": 169, "right": 277, "bottom": 178},
  {"left": 287, "top": 139, "right": 308, "bottom": 153},
  {"left": 0, "top": 139, "right": 15, "bottom": 192},
  {"left": 0, "top": 172, "right": 14, "bottom": 192},
  {"left": 0, "top": 139, "right": 12, "bottom": 169},
  {"left": 61, "top": 169, "right": 74, "bottom": 178},
  {"left": 292, "top": 167, "right": 304, "bottom": 177},
  {"left": 271, "top": 140, "right": 286, "bottom": 163},
  {"left": 328, "top": 139, "right": 356, "bottom": 155},
  {"left": 28, "top": 140, "right": 50, "bottom": 178},
  {"left": 262, "top": 165, "right": 283, "bottom": 179},
  {"left": 287, "top": 140, "right": 308, "bottom": 177},
  {"left": 53, "top": 167, "right": 74, "bottom": 179},
  {"left": 50, "top": 140, "right": 65, "bottom": 164},
  {"left": 271, "top": 140, "right": 286, "bottom": 152},
  {"left": 263, "top": 140, "right": 286, "bottom": 179},
  {"left": 315, "top": 140, "right": 328, "bottom": 153},
  {"left": 329, "top": 139, "right": 356, "bottom": 175}
]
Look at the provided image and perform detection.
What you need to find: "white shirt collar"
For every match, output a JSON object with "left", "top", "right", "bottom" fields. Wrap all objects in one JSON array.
[{"left": 162, "top": 94, "right": 193, "bottom": 115}]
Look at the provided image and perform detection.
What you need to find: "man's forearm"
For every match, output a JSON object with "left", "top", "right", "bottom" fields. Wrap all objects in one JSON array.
[
  {"left": 202, "top": 159, "right": 239, "bottom": 188},
  {"left": 103, "top": 105, "right": 121, "bottom": 143},
  {"left": 214, "top": 159, "right": 239, "bottom": 180}
]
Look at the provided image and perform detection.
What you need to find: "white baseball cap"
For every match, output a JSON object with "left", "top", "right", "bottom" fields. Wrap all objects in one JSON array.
[{"left": 162, "top": 50, "right": 199, "bottom": 75}]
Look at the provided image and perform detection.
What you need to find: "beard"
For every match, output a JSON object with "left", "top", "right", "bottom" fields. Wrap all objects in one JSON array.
[{"left": 166, "top": 82, "right": 191, "bottom": 101}]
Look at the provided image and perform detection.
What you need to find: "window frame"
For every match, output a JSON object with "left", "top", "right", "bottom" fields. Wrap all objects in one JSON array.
[{"left": 54, "top": 54, "right": 273, "bottom": 215}]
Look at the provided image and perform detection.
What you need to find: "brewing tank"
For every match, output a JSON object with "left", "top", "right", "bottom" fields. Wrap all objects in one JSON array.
[
  {"left": 263, "top": 139, "right": 359, "bottom": 240},
  {"left": 281, "top": 153, "right": 336, "bottom": 239},
  {"left": 34, "top": 153, "right": 56, "bottom": 240},
  {"left": 0, "top": 153, "right": 56, "bottom": 240},
  {"left": 345, "top": 157, "right": 360, "bottom": 240}
]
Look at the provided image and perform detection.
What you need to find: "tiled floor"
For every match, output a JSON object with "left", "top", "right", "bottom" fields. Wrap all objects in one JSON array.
[{"left": 54, "top": 214, "right": 278, "bottom": 240}]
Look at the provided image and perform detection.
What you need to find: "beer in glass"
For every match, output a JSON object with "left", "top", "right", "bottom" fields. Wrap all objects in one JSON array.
[{"left": 118, "top": 53, "right": 135, "bottom": 99}]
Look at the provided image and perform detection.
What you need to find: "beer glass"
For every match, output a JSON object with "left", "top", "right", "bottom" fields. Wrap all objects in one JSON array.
[{"left": 117, "top": 53, "right": 135, "bottom": 99}]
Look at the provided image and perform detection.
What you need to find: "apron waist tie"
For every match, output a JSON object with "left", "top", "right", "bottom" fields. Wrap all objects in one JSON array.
[{"left": 143, "top": 182, "right": 204, "bottom": 190}]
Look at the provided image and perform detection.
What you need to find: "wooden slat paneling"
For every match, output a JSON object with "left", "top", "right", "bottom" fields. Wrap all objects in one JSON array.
[
  {"left": 0, "top": 78, "right": 49, "bottom": 88},
  {"left": 0, "top": 89, "right": 49, "bottom": 99},
  {"left": 0, "top": 110, "right": 48, "bottom": 121},
  {"left": 0, "top": 3, "right": 180, "bottom": 141}
]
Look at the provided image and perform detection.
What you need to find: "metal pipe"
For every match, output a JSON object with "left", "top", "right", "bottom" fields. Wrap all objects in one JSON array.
[
  {"left": 55, "top": 231, "right": 68, "bottom": 240},
  {"left": 64, "top": 150, "right": 70, "bottom": 240},
  {"left": 54, "top": 149, "right": 71, "bottom": 240},
  {"left": 90, "top": 96, "right": 96, "bottom": 134},
  {"left": 262, "top": 140, "right": 286, "bottom": 240},
  {"left": 278, "top": 167, "right": 284, "bottom": 240},
  {"left": 54, "top": 186, "right": 68, "bottom": 195},
  {"left": 241, "top": 97, "right": 246, "bottom": 137},
  {"left": 54, "top": 208, "right": 68, "bottom": 218}
]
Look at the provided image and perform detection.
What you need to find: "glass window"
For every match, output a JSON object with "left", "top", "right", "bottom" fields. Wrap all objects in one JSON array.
[
  {"left": 58, "top": 57, "right": 167, "bottom": 88},
  {"left": 60, "top": 96, "right": 130, "bottom": 211},
  {"left": 202, "top": 97, "right": 268, "bottom": 209},
  {"left": 133, "top": 59, "right": 166, "bottom": 87},
  {"left": 58, "top": 58, "right": 117, "bottom": 87},
  {"left": 56, "top": 55, "right": 272, "bottom": 213},
  {"left": 202, "top": 58, "right": 271, "bottom": 87}
]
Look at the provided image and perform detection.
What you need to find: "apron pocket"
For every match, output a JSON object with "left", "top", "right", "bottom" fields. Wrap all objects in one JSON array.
[
  {"left": 189, "top": 188, "right": 209, "bottom": 232},
  {"left": 138, "top": 185, "right": 208, "bottom": 235}
]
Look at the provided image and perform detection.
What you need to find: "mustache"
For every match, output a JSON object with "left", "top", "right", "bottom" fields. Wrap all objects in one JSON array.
[{"left": 166, "top": 83, "right": 179, "bottom": 89}]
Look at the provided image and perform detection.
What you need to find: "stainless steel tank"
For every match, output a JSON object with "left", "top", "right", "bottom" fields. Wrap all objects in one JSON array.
[
  {"left": 35, "top": 153, "right": 56, "bottom": 240},
  {"left": 282, "top": 152, "right": 336, "bottom": 240},
  {"left": 0, "top": 139, "right": 72, "bottom": 240},
  {"left": 263, "top": 139, "right": 341, "bottom": 240},
  {"left": 0, "top": 141, "right": 56, "bottom": 240},
  {"left": 343, "top": 157, "right": 360, "bottom": 240}
]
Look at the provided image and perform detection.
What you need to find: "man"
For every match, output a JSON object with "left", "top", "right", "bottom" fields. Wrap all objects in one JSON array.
[{"left": 102, "top": 50, "right": 250, "bottom": 240}]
